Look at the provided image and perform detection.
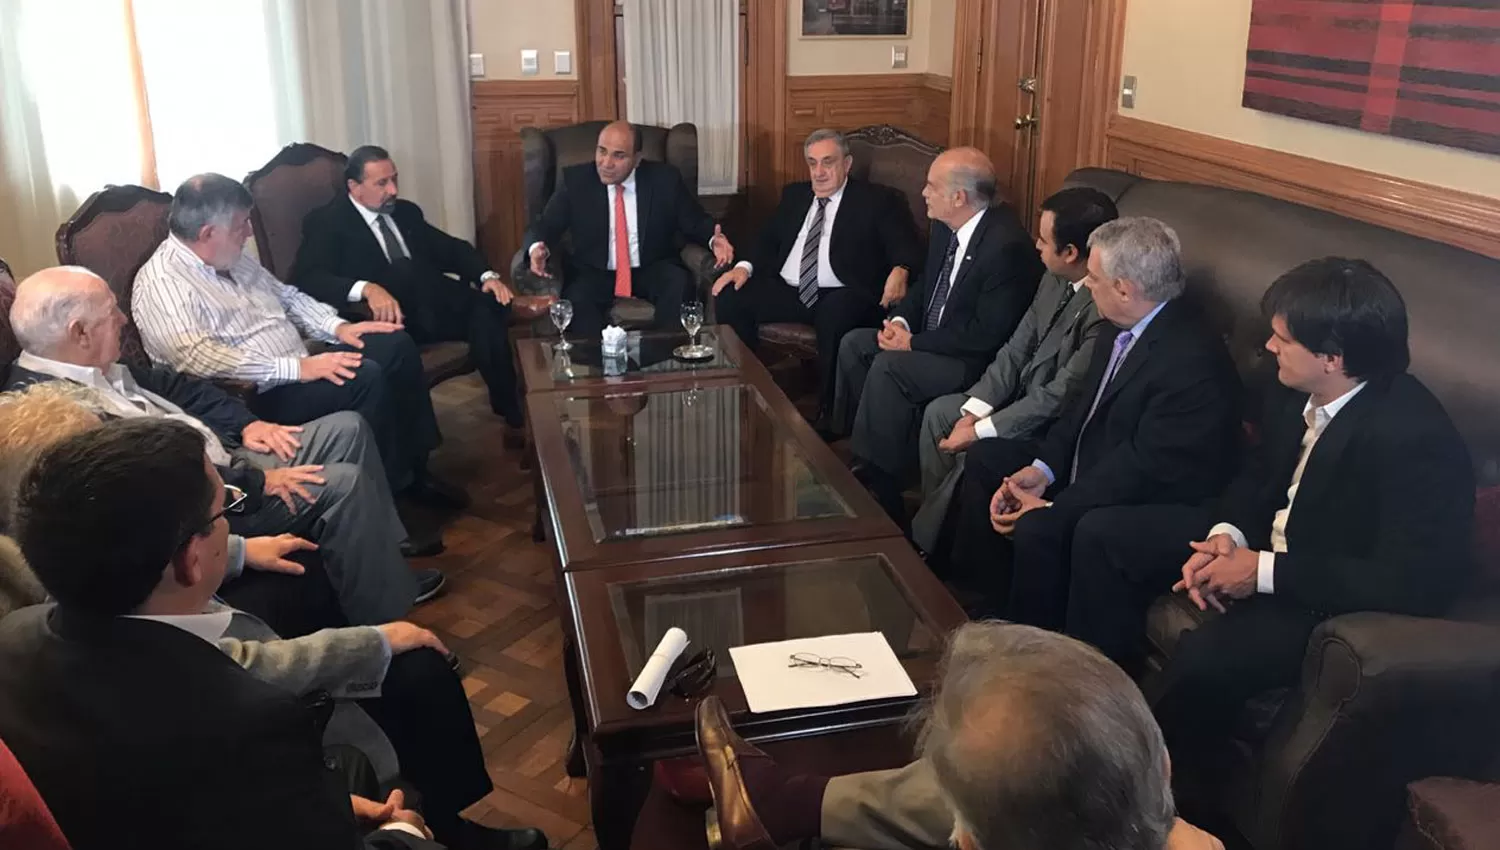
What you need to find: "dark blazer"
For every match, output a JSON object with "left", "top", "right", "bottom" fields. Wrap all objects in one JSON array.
[
  {"left": 750, "top": 180, "right": 922, "bottom": 297},
  {"left": 890, "top": 204, "right": 1044, "bottom": 379},
  {"left": 290, "top": 196, "right": 492, "bottom": 309},
  {"left": 5, "top": 362, "right": 266, "bottom": 508},
  {"left": 522, "top": 160, "right": 716, "bottom": 273},
  {"left": 1036, "top": 297, "right": 1242, "bottom": 513},
  {"left": 0, "top": 606, "right": 439, "bottom": 850},
  {"left": 1216, "top": 374, "right": 1474, "bottom": 617}
]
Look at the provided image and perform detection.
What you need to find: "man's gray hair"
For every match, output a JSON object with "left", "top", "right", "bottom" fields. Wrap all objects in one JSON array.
[
  {"left": 950, "top": 164, "right": 998, "bottom": 210},
  {"left": 168, "top": 173, "right": 253, "bottom": 241},
  {"left": 10, "top": 267, "right": 112, "bottom": 356},
  {"left": 916, "top": 622, "right": 1175, "bottom": 850},
  {"left": 1087, "top": 217, "right": 1185, "bottom": 302},
  {"left": 804, "top": 128, "right": 850, "bottom": 159}
]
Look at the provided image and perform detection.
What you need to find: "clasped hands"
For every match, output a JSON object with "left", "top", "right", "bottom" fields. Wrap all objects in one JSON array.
[
  {"left": 988, "top": 464, "right": 1050, "bottom": 535},
  {"left": 1172, "top": 532, "right": 1258, "bottom": 613}
]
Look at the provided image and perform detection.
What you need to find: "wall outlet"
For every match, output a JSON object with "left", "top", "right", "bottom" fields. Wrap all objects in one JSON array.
[
  {"left": 891, "top": 46, "right": 908, "bottom": 69},
  {"left": 468, "top": 53, "right": 485, "bottom": 78},
  {"left": 1121, "top": 74, "right": 1138, "bottom": 109},
  {"left": 555, "top": 50, "right": 572, "bottom": 75},
  {"left": 521, "top": 49, "right": 539, "bottom": 76}
]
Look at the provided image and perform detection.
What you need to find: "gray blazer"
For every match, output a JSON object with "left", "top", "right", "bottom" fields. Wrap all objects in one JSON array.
[
  {"left": 217, "top": 602, "right": 402, "bottom": 781},
  {"left": 964, "top": 271, "right": 1106, "bottom": 439}
]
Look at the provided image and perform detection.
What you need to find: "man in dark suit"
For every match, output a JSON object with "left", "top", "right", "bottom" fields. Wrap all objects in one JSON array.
[
  {"left": 831, "top": 147, "right": 1043, "bottom": 521},
  {"left": 947, "top": 217, "right": 1241, "bottom": 626},
  {"left": 0, "top": 419, "right": 548, "bottom": 850},
  {"left": 910, "top": 187, "right": 1118, "bottom": 553},
  {"left": 290, "top": 145, "right": 533, "bottom": 431},
  {"left": 712, "top": 129, "right": 921, "bottom": 413},
  {"left": 524, "top": 120, "right": 735, "bottom": 337},
  {"left": 1060, "top": 259, "right": 1474, "bottom": 813}
]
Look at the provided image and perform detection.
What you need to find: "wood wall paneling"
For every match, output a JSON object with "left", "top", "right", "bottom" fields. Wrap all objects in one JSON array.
[
  {"left": 472, "top": 80, "right": 581, "bottom": 267},
  {"left": 1105, "top": 114, "right": 1500, "bottom": 260},
  {"left": 575, "top": 0, "right": 618, "bottom": 121},
  {"left": 746, "top": 0, "right": 790, "bottom": 219},
  {"left": 782, "top": 74, "right": 952, "bottom": 187}
]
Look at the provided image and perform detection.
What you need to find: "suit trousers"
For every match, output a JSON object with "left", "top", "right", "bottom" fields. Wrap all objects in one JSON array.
[
  {"left": 381, "top": 261, "right": 521, "bottom": 426},
  {"left": 946, "top": 436, "right": 1036, "bottom": 606},
  {"left": 715, "top": 278, "right": 884, "bottom": 411},
  {"left": 1149, "top": 597, "right": 1326, "bottom": 818},
  {"left": 231, "top": 410, "right": 418, "bottom": 626},
  {"left": 564, "top": 260, "right": 693, "bottom": 338},
  {"left": 908, "top": 394, "right": 969, "bottom": 553},
  {"left": 821, "top": 760, "right": 952, "bottom": 850},
  {"left": 357, "top": 647, "right": 493, "bottom": 839},
  {"left": 250, "top": 330, "right": 440, "bottom": 495},
  {"left": 1063, "top": 503, "right": 1213, "bottom": 671},
  {"left": 217, "top": 550, "right": 343, "bottom": 639},
  {"left": 834, "top": 330, "right": 971, "bottom": 482}
]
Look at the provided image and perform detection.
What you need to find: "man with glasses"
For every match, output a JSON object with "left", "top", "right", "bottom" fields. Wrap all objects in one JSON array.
[
  {"left": 0, "top": 418, "right": 547, "bottom": 850},
  {"left": 10, "top": 265, "right": 446, "bottom": 630}
]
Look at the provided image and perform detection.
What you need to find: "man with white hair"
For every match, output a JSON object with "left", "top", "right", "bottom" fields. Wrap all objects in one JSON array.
[
  {"left": 637, "top": 623, "right": 1223, "bottom": 850},
  {"left": 6, "top": 265, "right": 444, "bottom": 628},
  {"left": 944, "top": 217, "right": 1241, "bottom": 625}
]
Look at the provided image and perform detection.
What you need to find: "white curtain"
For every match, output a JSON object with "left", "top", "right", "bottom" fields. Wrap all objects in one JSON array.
[
  {"left": 622, "top": 0, "right": 740, "bottom": 195},
  {"left": 0, "top": 0, "right": 474, "bottom": 278}
]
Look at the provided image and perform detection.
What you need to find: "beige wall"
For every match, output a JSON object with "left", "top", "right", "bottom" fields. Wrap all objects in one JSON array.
[
  {"left": 789, "top": 0, "right": 952, "bottom": 76},
  {"left": 1121, "top": 0, "right": 1500, "bottom": 197},
  {"left": 468, "top": 0, "right": 577, "bottom": 80}
]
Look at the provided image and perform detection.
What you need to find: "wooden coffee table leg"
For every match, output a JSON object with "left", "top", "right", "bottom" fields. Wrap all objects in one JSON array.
[{"left": 561, "top": 632, "right": 590, "bottom": 779}]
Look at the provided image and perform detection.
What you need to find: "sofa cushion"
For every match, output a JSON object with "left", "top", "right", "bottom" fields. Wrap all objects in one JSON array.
[
  {"left": 1145, "top": 592, "right": 1215, "bottom": 659},
  {"left": 1473, "top": 486, "right": 1500, "bottom": 592},
  {"left": 759, "top": 323, "right": 819, "bottom": 360},
  {"left": 1403, "top": 777, "right": 1500, "bottom": 850},
  {"left": 609, "top": 297, "right": 656, "bottom": 330},
  {"left": 418, "top": 341, "right": 473, "bottom": 388}
]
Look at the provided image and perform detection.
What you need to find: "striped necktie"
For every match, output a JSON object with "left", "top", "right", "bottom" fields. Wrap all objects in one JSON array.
[
  {"left": 797, "top": 197, "right": 830, "bottom": 307},
  {"left": 923, "top": 234, "right": 961, "bottom": 331}
]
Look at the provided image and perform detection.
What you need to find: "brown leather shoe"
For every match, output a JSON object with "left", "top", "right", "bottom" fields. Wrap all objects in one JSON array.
[{"left": 695, "top": 696, "right": 776, "bottom": 850}]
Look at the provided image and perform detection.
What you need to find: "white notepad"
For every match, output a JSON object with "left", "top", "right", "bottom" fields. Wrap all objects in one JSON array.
[{"left": 729, "top": 632, "right": 918, "bottom": 714}]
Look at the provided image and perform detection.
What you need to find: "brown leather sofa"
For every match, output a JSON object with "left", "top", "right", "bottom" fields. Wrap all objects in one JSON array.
[
  {"left": 508, "top": 120, "right": 714, "bottom": 330},
  {"left": 1064, "top": 167, "right": 1500, "bottom": 850}
]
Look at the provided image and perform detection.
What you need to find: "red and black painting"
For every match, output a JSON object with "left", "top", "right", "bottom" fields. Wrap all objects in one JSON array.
[{"left": 1244, "top": 0, "right": 1500, "bottom": 156}]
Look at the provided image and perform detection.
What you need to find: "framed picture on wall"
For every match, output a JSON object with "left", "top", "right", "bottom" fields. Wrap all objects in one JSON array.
[{"left": 801, "top": 0, "right": 910, "bottom": 39}]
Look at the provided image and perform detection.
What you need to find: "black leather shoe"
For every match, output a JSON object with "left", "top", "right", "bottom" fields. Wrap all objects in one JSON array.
[
  {"left": 405, "top": 474, "right": 470, "bottom": 511},
  {"left": 400, "top": 528, "right": 445, "bottom": 558},
  {"left": 413, "top": 568, "right": 447, "bottom": 604}
]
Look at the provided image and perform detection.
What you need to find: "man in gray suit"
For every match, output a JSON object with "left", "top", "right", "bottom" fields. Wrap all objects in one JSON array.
[{"left": 910, "top": 188, "right": 1118, "bottom": 553}]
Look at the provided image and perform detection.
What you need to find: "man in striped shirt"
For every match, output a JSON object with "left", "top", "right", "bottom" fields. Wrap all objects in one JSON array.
[{"left": 133, "top": 173, "right": 465, "bottom": 511}]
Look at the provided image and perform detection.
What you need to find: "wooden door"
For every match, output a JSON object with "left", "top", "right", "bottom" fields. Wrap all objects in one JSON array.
[{"left": 949, "top": 0, "right": 1043, "bottom": 212}]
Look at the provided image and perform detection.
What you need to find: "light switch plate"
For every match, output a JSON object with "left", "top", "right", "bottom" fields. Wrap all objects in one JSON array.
[
  {"left": 555, "top": 50, "right": 572, "bottom": 75},
  {"left": 468, "top": 53, "right": 485, "bottom": 78},
  {"left": 521, "top": 49, "right": 539, "bottom": 76},
  {"left": 1121, "top": 74, "right": 1137, "bottom": 109},
  {"left": 891, "top": 46, "right": 908, "bottom": 69}
]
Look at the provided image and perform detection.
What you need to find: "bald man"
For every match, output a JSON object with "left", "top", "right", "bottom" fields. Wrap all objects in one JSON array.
[
  {"left": 524, "top": 120, "right": 735, "bottom": 337},
  {"left": 831, "top": 148, "right": 1044, "bottom": 524}
]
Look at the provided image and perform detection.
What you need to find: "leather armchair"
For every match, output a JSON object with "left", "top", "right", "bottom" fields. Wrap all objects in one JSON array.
[
  {"left": 1065, "top": 167, "right": 1500, "bottom": 850},
  {"left": 0, "top": 258, "right": 17, "bottom": 372},
  {"left": 508, "top": 121, "right": 715, "bottom": 331}
]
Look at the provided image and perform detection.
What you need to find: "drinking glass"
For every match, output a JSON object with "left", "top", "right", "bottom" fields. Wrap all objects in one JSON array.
[
  {"left": 680, "top": 301, "right": 704, "bottom": 347},
  {"left": 550, "top": 299, "right": 574, "bottom": 351}
]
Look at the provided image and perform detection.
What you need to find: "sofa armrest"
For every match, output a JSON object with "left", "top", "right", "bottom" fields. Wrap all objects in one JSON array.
[
  {"left": 680, "top": 243, "right": 718, "bottom": 294},
  {"left": 1244, "top": 612, "right": 1500, "bottom": 850},
  {"left": 510, "top": 248, "right": 563, "bottom": 298}
]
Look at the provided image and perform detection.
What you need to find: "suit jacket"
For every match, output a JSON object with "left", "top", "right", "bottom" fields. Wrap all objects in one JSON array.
[
  {"left": 523, "top": 160, "right": 716, "bottom": 274},
  {"left": 1216, "top": 374, "right": 1474, "bottom": 617},
  {"left": 965, "top": 272, "right": 1106, "bottom": 440},
  {"left": 0, "top": 605, "right": 440, "bottom": 850},
  {"left": 749, "top": 180, "right": 921, "bottom": 297},
  {"left": 890, "top": 205, "right": 1044, "bottom": 380},
  {"left": 290, "top": 196, "right": 491, "bottom": 309},
  {"left": 5, "top": 363, "right": 266, "bottom": 511},
  {"left": 1036, "top": 297, "right": 1242, "bottom": 513}
]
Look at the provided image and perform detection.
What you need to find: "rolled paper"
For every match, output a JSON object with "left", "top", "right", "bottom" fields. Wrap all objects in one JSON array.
[{"left": 626, "top": 627, "right": 689, "bottom": 710}]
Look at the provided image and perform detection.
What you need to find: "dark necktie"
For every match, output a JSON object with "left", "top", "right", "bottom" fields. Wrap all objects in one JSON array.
[
  {"left": 377, "top": 215, "right": 408, "bottom": 262},
  {"left": 215, "top": 269, "right": 235, "bottom": 284},
  {"left": 924, "top": 233, "right": 962, "bottom": 331},
  {"left": 798, "top": 197, "right": 831, "bottom": 307},
  {"left": 1039, "top": 284, "right": 1077, "bottom": 341}
]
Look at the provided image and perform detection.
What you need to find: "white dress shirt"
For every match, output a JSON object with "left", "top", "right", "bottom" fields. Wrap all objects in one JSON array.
[
  {"left": 961, "top": 278, "right": 1086, "bottom": 439},
  {"left": 734, "top": 181, "right": 848, "bottom": 289},
  {"left": 1209, "top": 381, "right": 1367, "bottom": 594},
  {"left": 133, "top": 236, "right": 346, "bottom": 388},
  {"left": 348, "top": 197, "right": 411, "bottom": 302},
  {"left": 15, "top": 352, "right": 232, "bottom": 465},
  {"left": 1031, "top": 299, "right": 1168, "bottom": 485},
  {"left": 892, "top": 208, "right": 986, "bottom": 332}
]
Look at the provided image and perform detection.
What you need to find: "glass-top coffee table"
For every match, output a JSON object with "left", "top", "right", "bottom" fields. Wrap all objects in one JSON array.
[{"left": 518, "top": 325, "right": 745, "bottom": 393}]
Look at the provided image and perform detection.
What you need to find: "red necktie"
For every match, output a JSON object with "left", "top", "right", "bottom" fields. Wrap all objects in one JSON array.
[{"left": 613, "top": 185, "right": 632, "bottom": 298}]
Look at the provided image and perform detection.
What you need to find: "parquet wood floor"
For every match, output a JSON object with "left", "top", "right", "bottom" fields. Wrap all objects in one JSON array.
[{"left": 407, "top": 373, "right": 597, "bottom": 850}]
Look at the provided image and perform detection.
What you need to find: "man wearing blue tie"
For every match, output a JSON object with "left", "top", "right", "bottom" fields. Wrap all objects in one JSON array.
[{"left": 830, "top": 147, "right": 1042, "bottom": 523}]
